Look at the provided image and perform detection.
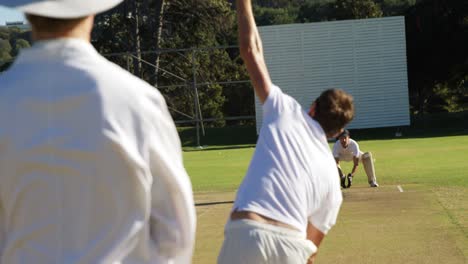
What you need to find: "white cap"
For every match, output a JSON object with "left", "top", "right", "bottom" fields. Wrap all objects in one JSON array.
[{"left": 1, "top": 0, "right": 124, "bottom": 19}]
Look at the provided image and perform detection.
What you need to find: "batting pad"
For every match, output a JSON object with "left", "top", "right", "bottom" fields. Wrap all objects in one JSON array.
[{"left": 362, "top": 152, "right": 377, "bottom": 184}]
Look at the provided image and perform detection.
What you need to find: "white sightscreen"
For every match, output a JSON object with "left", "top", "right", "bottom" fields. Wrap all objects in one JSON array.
[{"left": 256, "top": 16, "right": 410, "bottom": 133}]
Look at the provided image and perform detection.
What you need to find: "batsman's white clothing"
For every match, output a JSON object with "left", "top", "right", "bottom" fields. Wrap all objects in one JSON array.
[
  {"left": 332, "top": 140, "right": 379, "bottom": 185},
  {"left": 332, "top": 139, "right": 363, "bottom": 161},
  {"left": 217, "top": 219, "right": 316, "bottom": 264},
  {"left": 0, "top": 38, "right": 196, "bottom": 264},
  {"left": 232, "top": 84, "right": 343, "bottom": 235}
]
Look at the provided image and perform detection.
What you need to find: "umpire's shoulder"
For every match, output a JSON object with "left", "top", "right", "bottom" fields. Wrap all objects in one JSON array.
[
  {"left": 99, "top": 57, "right": 166, "bottom": 104},
  {"left": 93, "top": 58, "right": 172, "bottom": 133}
]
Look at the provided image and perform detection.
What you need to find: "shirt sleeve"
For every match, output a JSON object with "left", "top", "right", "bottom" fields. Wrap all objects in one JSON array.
[
  {"left": 146, "top": 94, "right": 196, "bottom": 260},
  {"left": 308, "top": 184, "right": 343, "bottom": 235},
  {"left": 262, "top": 84, "right": 296, "bottom": 119}
]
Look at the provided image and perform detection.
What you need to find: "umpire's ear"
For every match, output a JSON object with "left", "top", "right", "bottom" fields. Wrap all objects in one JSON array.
[{"left": 308, "top": 102, "right": 316, "bottom": 117}]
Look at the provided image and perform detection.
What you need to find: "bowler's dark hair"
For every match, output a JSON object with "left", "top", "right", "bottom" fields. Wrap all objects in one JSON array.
[{"left": 313, "top": 89, "right": 354, "bottom": 137}]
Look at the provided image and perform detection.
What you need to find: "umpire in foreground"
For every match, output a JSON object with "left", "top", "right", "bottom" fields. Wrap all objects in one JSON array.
[
  {"left": 0, "top": 1, "right": 196, "bottom": 263},
  {"left": 218, "top": 0, "right": 354, "bottom": 263}
]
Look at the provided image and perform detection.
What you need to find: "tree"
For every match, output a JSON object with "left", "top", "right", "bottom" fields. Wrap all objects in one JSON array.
[
  {"left": 153, "top": 0, "right": 167, "bottom": 87},
  {"left": 93, "top": 0, "right": 249, "bottom": 127},
  {"left": 254, "top": 6, "right": 298, "bottom": 26},
  {"left": 0, "top": 28, "right": 10, "bottom": 40},
  {"left": 333, "top": 0, "right": 383, "bottom": 19},
  {"left": 157, "top": 0, "right": 241, "bottom": 127},
  {"left": 406, "top": 0, "right": 468, "bottom": 113},
  {"left": 0, "top": 39, "right": 13, "bottom": 67},
  {"left": 0, "top": 61, "right": 12, "bottom": 72},
  {"left": 253, "top": 0, "right": 307, "bottom": 8},
  {"left": 298, "top": 0, "right": 383, "bottom": 22},
  {"left": 0, "top": 27, "right": 32, "bottom": 72},
  {"left": 297, "top": 1, "right": 334, "bottom": 22},
  {"left": 13, "top": 39, "right": 30, "bottom": 56},
  {"left": 376, "top": 0, "right": 418, "bottom": 16}
]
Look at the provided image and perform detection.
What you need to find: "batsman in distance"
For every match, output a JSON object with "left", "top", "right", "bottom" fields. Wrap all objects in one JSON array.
[{"left": 333, "top": 129, "right": 379, "bottom": 188}]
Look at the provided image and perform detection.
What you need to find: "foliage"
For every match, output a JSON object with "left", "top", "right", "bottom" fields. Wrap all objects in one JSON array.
[
  {"left": 0, "top": 26, "right": 32, "bottom": 69},
  {"left": 253, "top": 6, "right": 298, "bottom": 26},
  {"left": 13, "top": 39, "right": 30, "bottom": 56},
  {"left": 253, "top": 0, "right": 306, "bottom": 8},
  {"left": 0, "top": 39, "right": 13, "bottom": 65},
  {"left": 1, "top": 0, "right": 467, "bottom": 119},
  {"left": 406, "top": 0, "right": 468, "bottom": 113},
  {"left": 376, "top": 0, "right": 418, "bottom": 16},
  {"left": 333, "top": 0, "right": 384, "bottom": 19},
  {"left": 298, "top": 0, "right": 383, "bottom": 22},
  {"left": 157, "top": 0, "right": 245, "bottom": 127},
  {"left": 425, "top": 82, "right": 468, "bottom": 113},
  {"left": 92, "top": 0, "right": 250, "bottom": 127}
]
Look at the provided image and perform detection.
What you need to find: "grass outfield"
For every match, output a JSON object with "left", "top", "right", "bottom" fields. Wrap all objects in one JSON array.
[
  {"left": 183, "top": 135, "right": 468, "bottom": 263},
  {"left": 185, "top": 135, "right": 468, "bottom": 190}
]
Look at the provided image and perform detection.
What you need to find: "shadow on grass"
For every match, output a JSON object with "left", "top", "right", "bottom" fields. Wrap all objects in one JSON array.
[
  {"left": 178, "top": 125, "right": 258, "bottom": 149},
  {"left": 183, "top": 145, "right": 255, "bottom": 152},
  {"left": 178, "top": 111, "right": 468, "bottom": 148},
  {"left": 348, "top": 111, "right": 468, "bottom": 141},
  {"left": 195, "top": 201, "right": 234, "bottom": 207}
]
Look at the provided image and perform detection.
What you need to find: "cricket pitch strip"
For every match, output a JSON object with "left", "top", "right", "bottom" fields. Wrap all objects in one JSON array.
[{"left": 193, "top": 185, "right": 467, "bottom": 264}]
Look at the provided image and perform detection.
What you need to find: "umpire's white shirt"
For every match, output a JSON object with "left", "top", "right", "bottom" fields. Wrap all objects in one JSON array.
[
  {"left": 0, "top": 38, "right": 196, "bottom": 263},
  {"left": 233, "top": 85, "right": 343, "bottom": 235}
]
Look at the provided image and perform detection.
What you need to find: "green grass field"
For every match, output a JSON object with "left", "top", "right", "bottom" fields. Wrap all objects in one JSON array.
[
  {"left": 183, "top": 134, "right": 468, "bottom": 263},
  {"left": 185, "top": 135, "right": 468, "bottom": 190}
]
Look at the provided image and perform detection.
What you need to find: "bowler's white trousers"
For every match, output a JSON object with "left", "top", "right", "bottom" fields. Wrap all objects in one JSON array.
[{"left": 217, "top": 219, "right": 317, "bottom": 264}]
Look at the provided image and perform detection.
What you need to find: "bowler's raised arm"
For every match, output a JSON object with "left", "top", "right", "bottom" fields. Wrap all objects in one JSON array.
[{"left": 236, "top": 0, "right": 272, "bottom": 104}]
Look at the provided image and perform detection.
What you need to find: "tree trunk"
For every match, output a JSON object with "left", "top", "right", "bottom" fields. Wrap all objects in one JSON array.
[
  {"left": 153, "top": 0, "right": 166, "bottom": 87},
  {"left": 133, "top": 0, "right": 142, "bottom": 77}
]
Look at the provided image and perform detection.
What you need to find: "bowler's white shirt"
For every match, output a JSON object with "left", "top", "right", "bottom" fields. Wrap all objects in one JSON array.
[
  {"left": 332, "top": 139, "right": 362, "bottom": 162},
  {"left": 233, "top": 85, "right": 343, "bottom": 235},
  {"left": 0, "top": 39, "right": 196, "bottom": 264}
]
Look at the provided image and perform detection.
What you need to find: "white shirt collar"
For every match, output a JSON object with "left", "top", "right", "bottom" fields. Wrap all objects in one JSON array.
[{"left": 16, "top": 38, "right": 99, "bottom": 63}]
